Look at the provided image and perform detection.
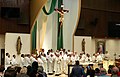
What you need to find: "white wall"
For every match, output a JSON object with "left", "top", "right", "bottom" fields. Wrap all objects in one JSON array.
[
  {"left": 74, "top": 36, "right": 92, "bottom": 55},
  {"left": 63, "top": 0, "right": 80, "bottom": 50},
  {"left": 0, "top": 35, "right": 5, "bottom": 64},
  {"left": 91, "top": 39, "right": 120, "bottom": 59},
  {"left": 0, "top": 35, "right": 5, "bottom": 49},
  {"left": 5, "top": 33, "right": 30, "bottom": 63},
  {"left": 106, "top": 39, "right": 120, "bottom": 59},
  {"left": 74, "top": 36, "right": 120, "bottom": 59}
]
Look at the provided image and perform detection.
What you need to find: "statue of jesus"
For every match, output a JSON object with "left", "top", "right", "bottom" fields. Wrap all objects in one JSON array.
[{"left": 54, "top": 4, "right": 69, "bottom": 27}]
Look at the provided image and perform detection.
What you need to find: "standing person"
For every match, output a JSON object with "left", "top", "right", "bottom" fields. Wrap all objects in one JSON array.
[
  {"left": 8, "top": 54, "right": 11, "bottom": 64},
  {"left": 96, "top": 53, "right": 103, "bottom": 62},
  {"left": 74, "top": 52, "right": 79, "bottom": 61},
  {"left": 68, "top": 50, "right": 72, "bottom": 56},
  {"left": 46, "top": 50, "right": 50, "bottom": 74},
  {"left": 48, "top": 54, "right": 54, "bottom": 75},
  {"left": 20, "top": 54, "right": 25, "bottom": 67},
  {"left": 11, "top": 55, "right": 18, "bottom": 65},
  {"left": 50, "top": 49, "right": 55, "bottom": 73},
  {"left": 54, "top": 52, "right": 61, "bottom": 76},
  {"left": 5, "top": 53, "right": 11, "bottom": 70},
  {"left": 41, "top": 54, "right": 47, "bottom": 73},
  {"left": 24, "top": 54, "right": 31, "bottom": 67},
  {"left": 104, "top": 51, "right": 110, "bottom": 60},
  {"left": 63, "top": 52, "right": 68, "bottom": 74},
  {"left": 70, "top": 61, "right": 85, "bottom": 77},
  {"left": 81, "top": 52, "right": 86, "bottom": 62},
  {"left": 30, "top": 54, "right": 37, "bottom": 65},
  {"left": 5, "top": 53, "right": 11, "bottom": 65},
  {"left": 71, "top": 54, "right": 76, "bottom": 65},
  {"left": 37, "top": 55, "right": 43, "bottom": 67},
  {"left": 92, "top": 54, "right": 97, "bottom": 62},
  {"left": 37, "top": 66, "right": 47, "bottom": 77},
  {"left": 85, "top": 54, "right": 92, "bottom": 62},
  {"left": 59, "top": 51, "right": 63, "bottom": 73}
]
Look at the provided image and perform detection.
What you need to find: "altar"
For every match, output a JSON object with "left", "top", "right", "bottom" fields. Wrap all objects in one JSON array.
[
  {"left": 68, "top": 62, "right": 98, "bottom": 77},
  {"left": 68, "top": 60, "right": 115, "bottom": 77},
  {"left": 103, "top": 60, "right": 115, "bottom": 71}
]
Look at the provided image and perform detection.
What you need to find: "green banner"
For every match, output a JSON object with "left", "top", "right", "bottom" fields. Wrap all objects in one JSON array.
[
  {"left": 42, "top": 0, "right": 57, "bottom": 15},
  {"left": 57, "top": 0, "right": 63, "bottom": 50},
  {"left": 31, "top": 21, "right": 37, "bottom": 52}
]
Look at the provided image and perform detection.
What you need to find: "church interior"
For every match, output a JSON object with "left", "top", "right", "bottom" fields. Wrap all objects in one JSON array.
[{"left": 0, "top": 0, "right": 120, "bottom": 77}]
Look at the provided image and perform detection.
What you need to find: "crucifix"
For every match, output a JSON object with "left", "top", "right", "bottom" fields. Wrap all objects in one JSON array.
[{"left": 54, "top": 4, "right": 69, "bottom": 27}]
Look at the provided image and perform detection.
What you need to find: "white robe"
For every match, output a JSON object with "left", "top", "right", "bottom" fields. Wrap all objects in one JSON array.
[
  {"left": 5, "top": 56, "right": 11, "bottom": 70},
  {"left": 75, "top": 54, "right": 79, "bottom": 61},
  {"left": 11, "top": 58, "right": 18, "bottom": 65},
  {"left": 54, "top": 56, "right": 61, "bottom": 74},
  {"left": 71, "top": 56, "right": 76, "bottom": 65},
  {"left": 5, "top": 56, "right": 11, "bottom": 65},
  {"left": 85, "top": 57, "right": 92, "bottom": 62},
  {"left": 24, "top": 57, "right": 31, "bottom": 67},
  {"left": 30, "top": 56, "right": 37, "bottom": 64},
  {"left": 81, "top": 54, "right": 86, "bottom": 62},
  {"left": 46, "top": 55, "right": 49, "bottom": 73},
  {"left": 104, "top": 53, "right": 110, "bottom": 60},
  {"left": 96, "top": 55, "right": 103, "bottom": 62},
  {"left": 59, "top": 55, "right": 63, "bottom": 73},
  {"left": 92, "top": 56, "right": 96, "bottom": 62},
  {"left": 41, "top": 56, "right": 47, "bottom": 73},
  {"left": 37, "top": 57, "right": 43, "bottom": 66},
  {"left": 20, "top": 57, "right": 25, "bottom": 67},
  {"left": 48, "top": 55, "right": 54, "bottom": 73},
  {"left": 63, "top": 54, "right": 68, "bottom": 74}
]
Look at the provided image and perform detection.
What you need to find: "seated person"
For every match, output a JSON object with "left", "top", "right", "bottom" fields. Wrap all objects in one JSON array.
[
  {"left": 0, "top": 65, "right": 5, "bottom": 77},
  {"left": 99, "top": 68, "right": 110, "bottom": 77},
  {"left": 4, "top": 67, "right": 17, "bottom": 77},
  {"left": 37, "top": 66, "right": 47, "bottom": 77},
  {"left": 86, "top": 64, "right": 95, "bottom": 77},
  {"left": 111, "top": 66, "right": 119, "bottom": 77},
  {"left": 95, "top": 68, "right": 100, "bottom": 76},
  {"left": 16, "top": 67, "right": 29, "bottom": 77}
]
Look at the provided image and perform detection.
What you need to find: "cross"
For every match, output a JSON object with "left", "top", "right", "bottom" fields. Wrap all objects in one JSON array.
[{"left": 55, "top": 4, "right": 69, "bottom": 27}]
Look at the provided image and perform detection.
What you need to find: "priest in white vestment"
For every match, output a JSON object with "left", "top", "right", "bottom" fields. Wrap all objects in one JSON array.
[
  {"left": 24, "top": 54, "right": 31, "bottom": 67},
  {"left": 11, "top": 55, "right": 18, "bottom": 65},
  {"left": 37, "top": 55, "right": 43, "bottom": 66},
  {"left": 48, "top": 54, "right": 54, "bottom": 74},
  {"left": 54, "top": 54, "right": 61, "bottom": 75},
  {"left": 20, "top": 54, "right": 25, "bottom": 67},
  {"left": 41, "top": 54, "right": 47, "bottom": 73}
]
